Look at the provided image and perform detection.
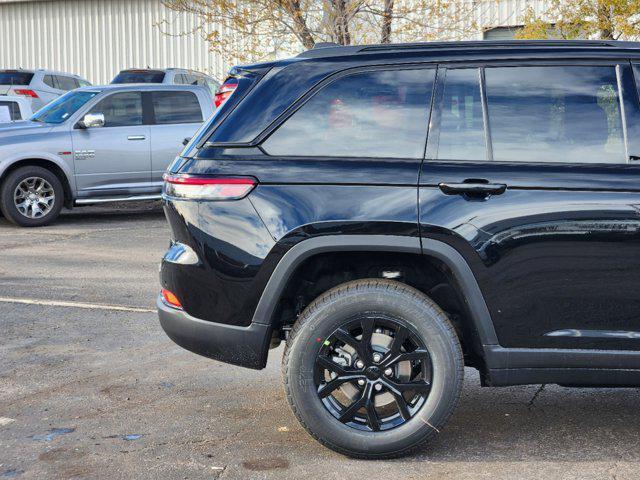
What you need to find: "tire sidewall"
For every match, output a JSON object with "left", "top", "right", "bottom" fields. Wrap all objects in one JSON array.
[
  {"left": 285, "top": 281, "right": 463, "bottom": 457},
  {"left": 0, "top": 166, "right": 64, "bottom": 227}
]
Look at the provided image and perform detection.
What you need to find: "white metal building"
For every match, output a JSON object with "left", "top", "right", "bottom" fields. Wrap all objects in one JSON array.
[{"left": 0, "top": 0, "right": 549, "bottom": 85}]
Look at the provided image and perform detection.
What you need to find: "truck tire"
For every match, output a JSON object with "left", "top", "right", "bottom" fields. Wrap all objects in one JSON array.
[
  {"left": 0, "top": 166, "right": 64, "bottom": 227},
  {"left": 283, "top": 278, "right": 464, "bottom": 459}
]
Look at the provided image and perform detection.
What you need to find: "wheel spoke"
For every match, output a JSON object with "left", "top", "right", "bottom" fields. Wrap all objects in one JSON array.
[
  {"left": 382, "top": 377, "right": 431, "bottom": 394},
  {"left": 391, "top": 390, "right": 411, "bottom": 421},
  {"left": 318, "top": 375, "right": 363, "bottom": 398},
  {"left": 334, "top": 328, "right": 369, "bottom": 363},
  {"left": 360, "top": 319, "right": 374, "bottom": 361},
  {"left": 316, "top": 355, "right": 350, "bottom": 377},
  {"left": 338, "top": 383, "right": 370, "bottom": 423},
  {"left": 382, "top": 348, "right": 429, "bottom": 368},
  {"left": 366, "top": 396, "right": 380, "bottom": 431}
]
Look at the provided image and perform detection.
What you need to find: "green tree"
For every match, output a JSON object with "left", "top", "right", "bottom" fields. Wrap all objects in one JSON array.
[{"left": 516, "top": 0, "right": 640, "bottom": 40}]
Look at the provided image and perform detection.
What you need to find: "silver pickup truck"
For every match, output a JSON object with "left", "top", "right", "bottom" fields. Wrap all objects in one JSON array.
[{"left": 0, "top": 84, "right": 213, "bottom": 226}]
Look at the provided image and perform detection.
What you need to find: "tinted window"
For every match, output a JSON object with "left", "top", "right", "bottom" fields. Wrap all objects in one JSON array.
[
  {"left": 43, "top": 75, "right": 56, "bottom": 88},
  {"left": 112, "top": 71, "right": 165, "bottom": 84},
  {"left": 152, "top": 91, "right": 202, "bottom": 124},
  {"left": 486, "top": 66, "right": 625, "bottom": 164},
  {"left": 173, "top": 74, "right": 186, "bottom": 84},
  {"left": 437, "top": 69, "right": 486, "bottom": 160},
  {"left": 263, "top": 69, "right": 435, "bottom": 158},
  {"left": 205, "top": 79, "right": 219, "bottom": 95},
  {"left": 0, "top": 100, "right": 21, "bottom": 120},
  {"left": 89, "top": 92, "right": 143, "bottom": 127},
  {"left": 78, "top": 79, "right": 92, "bottom": 87},
  {"left": 32, "top": 91, "right": 98, "bottom": 124},
  {"left": 0, "top": 71, "right": 33, "bottom": 85},
  {"left": 56, "top": 76, "right": 79, "bottom": 91}
]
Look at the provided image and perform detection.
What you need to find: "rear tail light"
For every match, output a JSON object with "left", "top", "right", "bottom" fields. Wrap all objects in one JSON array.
[
  {"left": 161, "top": 288, "right": 182, "bottom": 309},
  {"left": 214, "top": 78, "right": 238, "bottom": 108},
  {"left": 163, "top": 174, "right": 256, "bottom": 200},
  {"left": 13, "top": 89, "right": 38, "bottom": 98}
]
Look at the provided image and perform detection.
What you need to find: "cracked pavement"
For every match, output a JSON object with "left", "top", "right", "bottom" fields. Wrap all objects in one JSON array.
[{"left": 2, "top": 203, "right": 640, "bottom": 479}]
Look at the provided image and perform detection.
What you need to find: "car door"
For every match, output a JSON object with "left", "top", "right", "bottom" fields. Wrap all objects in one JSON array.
[
  {"left": 72, "top": 91, "right": 152, "bottom": 197},
  {"left": 147, "top": 90, "right": 205, "bottom": 189},
  {"left": 419, "top": 61, "right": 640, "bottom": 352}
]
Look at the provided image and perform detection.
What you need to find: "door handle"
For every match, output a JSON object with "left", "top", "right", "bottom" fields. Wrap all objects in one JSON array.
[
  {"left": 438, "top": 181, "right": 507, "bottom": 196},
  {"left": 127, "top": 135, "right": 146, "bottom": 141}
]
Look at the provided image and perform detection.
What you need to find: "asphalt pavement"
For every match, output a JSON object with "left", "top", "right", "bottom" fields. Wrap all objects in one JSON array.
[{"left": 1, "top": 203, "right": 640, "bottom": 479}]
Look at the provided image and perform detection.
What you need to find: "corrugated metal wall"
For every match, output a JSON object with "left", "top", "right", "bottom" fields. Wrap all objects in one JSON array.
[
  {"left": 472, "top": 0, "right": 550, "bottom": 36},
  {"left": 0, "top": 0, "right": 228, "bottom": 84},
  {"left": 0, "top": 0, "right": 550, "bottom": 85}
]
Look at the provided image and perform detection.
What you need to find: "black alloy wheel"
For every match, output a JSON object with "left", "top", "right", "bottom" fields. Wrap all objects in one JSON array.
[{"left": 315, "top": 314, "right": 432, "bottom": 432}]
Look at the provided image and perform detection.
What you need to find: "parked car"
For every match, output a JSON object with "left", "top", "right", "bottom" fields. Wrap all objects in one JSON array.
[
  {"left": 0, "top": 84, "right": 213, "bottom": 227},
  {"left": 0, "top": 69, "right": 91, "bottom": 111},
  {"left": 0, "top": 96, "right": 32, "bottom": 122},
  {"left": 158, "top": 39, "right": 640, "bottom": 459},
  {"left": 111, "top": 68, "right": 219, "bottom": 95}
]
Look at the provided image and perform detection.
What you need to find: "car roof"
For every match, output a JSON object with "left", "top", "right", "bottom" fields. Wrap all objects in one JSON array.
[
  {"left": 296, "top": 39, "right": 640, "bottom": 59},
  {"left": 0, "top": 68, "right": 83, "bottom": 77},
  {"left": 76, "top": 84, "right": 211, "bottom": 94},
  {"left": 117, "top": 68, "right": 212, "bottom": 76}
]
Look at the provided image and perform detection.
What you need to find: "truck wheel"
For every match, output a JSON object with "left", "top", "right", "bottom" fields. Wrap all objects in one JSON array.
[
  {"left": 283, "top": 279, "right": 464, "bottom": 459},
  {"left": 0, "top": 166, "right": 64, "bottom": 227}
]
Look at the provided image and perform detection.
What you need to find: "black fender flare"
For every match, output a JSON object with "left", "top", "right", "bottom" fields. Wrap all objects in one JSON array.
[{"left": 251, "top": 234, "right": 499, "bottom": 350}]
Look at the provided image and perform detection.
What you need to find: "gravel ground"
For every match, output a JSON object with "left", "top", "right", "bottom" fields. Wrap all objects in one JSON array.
[{"left": 1, "top": 203, "right": 640, "bottom": 479}]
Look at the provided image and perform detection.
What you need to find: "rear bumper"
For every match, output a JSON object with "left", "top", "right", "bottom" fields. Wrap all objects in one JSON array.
[{"left": 157, "top": 295, "right": 272, "bottom": 369}]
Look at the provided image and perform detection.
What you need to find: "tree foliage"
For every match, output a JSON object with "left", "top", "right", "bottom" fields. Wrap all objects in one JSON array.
[
  {"left": 160, "top": 0, "right": 488, "bottom": 63},
  {"left": 516, "top": 0, "right": 640, "bottom": 40}
]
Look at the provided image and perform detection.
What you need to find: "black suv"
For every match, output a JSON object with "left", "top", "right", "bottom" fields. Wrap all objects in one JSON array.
[{"left": 157, "top": 40, "right": 640, "bottom": 458}]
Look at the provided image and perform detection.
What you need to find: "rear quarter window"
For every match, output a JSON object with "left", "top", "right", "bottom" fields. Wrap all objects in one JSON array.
[
  {"left": 152, "top": 91, "right": 203, "bottom": 124},
  {"left": 0, "top": 100, "right": 21, "bottom": 120},
  {"left": 262, "top": 68, "right": 435, "bottom": 159}
]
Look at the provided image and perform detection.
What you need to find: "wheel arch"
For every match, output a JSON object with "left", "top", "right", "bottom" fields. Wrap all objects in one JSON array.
[
  {"left": 0, "top": 157, "right": 74, "bottom": 207},
  {"left": 252, "top": 235, "right": 499, "bottom": 364}
]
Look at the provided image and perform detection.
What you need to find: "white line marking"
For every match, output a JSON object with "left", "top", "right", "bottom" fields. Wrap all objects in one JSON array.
[{"left": 0, "top": 296, "right": 154, "bottom": 313}]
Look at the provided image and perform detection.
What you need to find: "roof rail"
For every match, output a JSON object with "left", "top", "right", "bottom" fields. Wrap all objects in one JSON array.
[
  {"left": 297, "top": 39, "right": 640, "bottom": 59},
  {"left": 358, "top": 39, "right": 640, "bottom": 53}
]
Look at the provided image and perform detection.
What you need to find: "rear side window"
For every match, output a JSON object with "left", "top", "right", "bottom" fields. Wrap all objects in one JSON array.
[
  {"left": 485, "top": 66, "right": 625, "bottom": 164},
  {"left": 112, "top": 71, "right": 165, "bottom": 84},
  {"left": 88, "top": 92, "right": 143, "bottom": 127},
  {"left": 0, "top": 71, "right": 33, "bottom": 85},
  {"left": 437, "top": 69, "right": 486, "bottom": 160},
  {"left": 56, "top": 76, "right": 79, "bottom": 91},
  {"left": 263, "top": 68, "right": 435, "bottom": 158},
  {"left": 44, "top": 75, "right": 56, "bottom": 88},
  {"left": 0, "top": 100, "right": 21, "bottom": 120},
  {"left": 151, "top": 91, "right": 202, "bottom": 124}
]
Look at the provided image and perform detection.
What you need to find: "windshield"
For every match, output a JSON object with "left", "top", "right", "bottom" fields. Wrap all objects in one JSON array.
[
  {"left": 112, "top": 71, "right": 165, "bottom": 84},
  {"left": 0, "top": 71, "right": 33, "bottom": 85},
  {"left": 31, "top": 90, "right": 99, "bottom": 124}
]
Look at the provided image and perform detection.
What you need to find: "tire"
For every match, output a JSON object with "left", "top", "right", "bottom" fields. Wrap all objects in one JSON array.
[
  {"left": 0, "top": 166, "right": 64, "bottom": 227},
  {"left": 283, "top": 278, "right": 463, "bottom": 459}
]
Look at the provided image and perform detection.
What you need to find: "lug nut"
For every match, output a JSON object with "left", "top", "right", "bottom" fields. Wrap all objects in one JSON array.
[
  {"left": 357, "top": 379, "right": 365, "bottom": 386},
  {"left": 355, "top": 360, "right": 364, "bottom": 369},
  {"left": 374, "top": 383, "right": 383, "bottom": 392},
  {"left": 372, "top": 353, "right": 382, "bottom": 363},
  {"left": 384, "top": 368, "right": 393, "bottom": 377}
]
